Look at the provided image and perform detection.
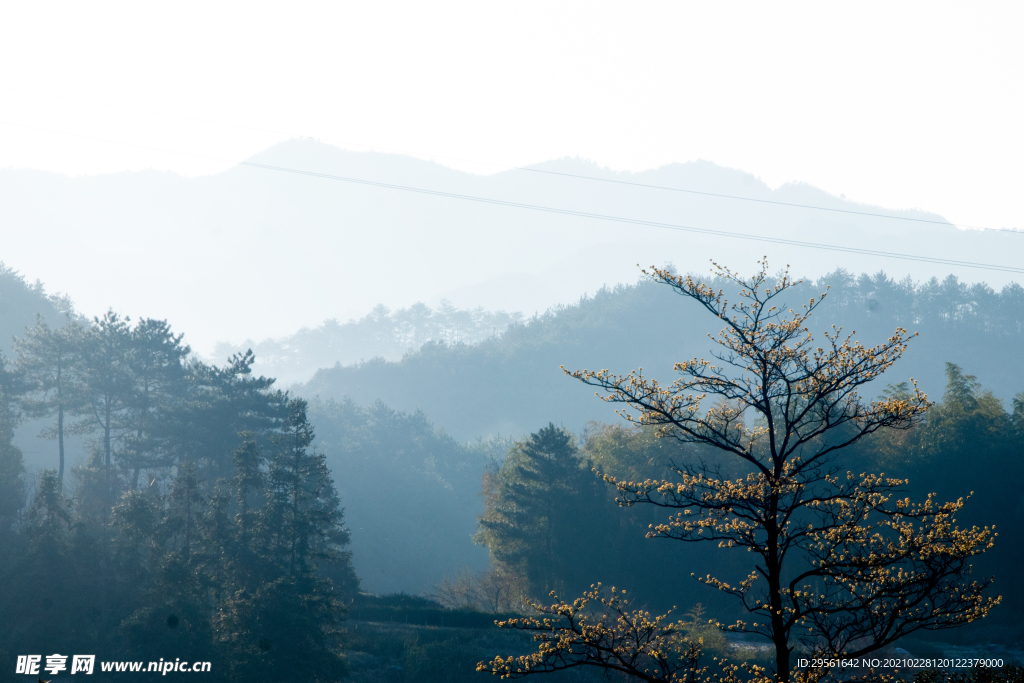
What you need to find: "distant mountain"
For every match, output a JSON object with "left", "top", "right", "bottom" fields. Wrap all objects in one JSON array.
[
  {"left": 215, "top": 300, "right": 525, "bottom": 387},
  {"left": 1, "top": 139, "right": 1019, "bottom": 355},
  {"left": 309, "top": 398, "right": 499, "bottom": 595},
  {"left": 0, "top": 265, "right": 82, "bottom": 472},
  {"left": 297, "top": 269, "right": 1024, "bottom": 441},
  {"left": 0, "top": 263, "right": 71, "bottom": 354}
]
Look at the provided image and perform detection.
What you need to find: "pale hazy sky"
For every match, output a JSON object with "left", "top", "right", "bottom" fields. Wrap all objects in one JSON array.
[{"left": 0, "top": 1, "right": 1020, "bottom": 233}]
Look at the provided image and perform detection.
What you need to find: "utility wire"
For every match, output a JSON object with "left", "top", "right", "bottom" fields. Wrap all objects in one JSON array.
[
  {"left": 238, "top": 160, "right": 1024, "bottom": 275},
  {"left": 2, "top": 84, "right": 1020, "bottom": 234},
  {"left": 1, "top": 117, "right": 1022, "bottom": 276},
  {"left": 517, "top": 168, "right": 1021, "bottom": 233}
]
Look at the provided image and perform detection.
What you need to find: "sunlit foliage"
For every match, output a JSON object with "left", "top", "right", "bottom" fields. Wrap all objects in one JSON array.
[{"left": 486, "top": 261, "right": 1000, "bottom": 683}]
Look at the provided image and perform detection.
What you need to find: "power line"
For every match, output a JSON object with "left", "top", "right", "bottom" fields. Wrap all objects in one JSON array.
[
  {"left": 2, "top": 84, "right": 1020, "bottom": 234},
  {"left": 0, "top": 117, "right": 1022, "bottom": 276},
  {"left": 238, "top": 161, "right": 1024, "bottom": 275},
  {"left": 517, "top": 168, "right": 1021, "bottom": 233}
]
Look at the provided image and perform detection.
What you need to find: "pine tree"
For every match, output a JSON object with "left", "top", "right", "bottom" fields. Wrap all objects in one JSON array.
[
  {"left": 476, "top": 424, "right": 605, "bottom": 598},
  {"left": 120, "top": 318, "right": 190, "bottom": 489},
  {"left": 173, "top": 350, "right": 287, "bottom": 484},
  {"left": 116, "top": 462, "right": 221, "bottom": 669},
  {"left": 0, "top": 351, "right": 26, "bottom": 526},
  {"left": 219, "top": 399, "right": 353, "bottom": 683},
  {"left": 74, "top": 311, "right": 135, "bottom": 503},
  {"left": 15, "top": 316, "right": 84, "bottom": 491},
  {"left": 16, "top": 470, "right": 76, "bottom": 648},
  {"left": 1013, "top": 391, "right": 1024, "bottom": 439}
]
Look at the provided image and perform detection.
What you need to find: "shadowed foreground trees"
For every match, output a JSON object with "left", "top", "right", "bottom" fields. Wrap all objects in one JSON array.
[
  {"left": 0, "top": 309, "right": 357, "bottom": 683},
  {"left": 481, "top": 261, "right": 1000, "bottom": 683}
]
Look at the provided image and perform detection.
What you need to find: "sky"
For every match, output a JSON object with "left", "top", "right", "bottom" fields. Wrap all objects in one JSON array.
[
  {"left": 0, "top": 2, "right": 1020, "bottom": 232},
  {"left": 0, "top": 2, "right": 1022, "bottom": 357}
]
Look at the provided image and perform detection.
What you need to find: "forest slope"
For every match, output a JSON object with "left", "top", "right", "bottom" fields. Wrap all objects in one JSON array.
[{"left": 299, "top": 269, "right": 1024, "bottom": 440}]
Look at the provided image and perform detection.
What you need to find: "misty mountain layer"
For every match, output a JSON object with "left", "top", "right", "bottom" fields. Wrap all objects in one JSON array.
[{"left": 2, "top": 139, "right": 1019, "bottom": 354}]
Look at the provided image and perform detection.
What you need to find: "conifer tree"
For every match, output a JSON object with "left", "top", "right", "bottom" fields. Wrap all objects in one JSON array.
[
  {"left": 17, "top": 470, "right": 76, "bottom": 645},
  {"left": 476, "top": 424, "right": 607, "bottom": 598},
  {"left": 1013, "top": 391, "right": 1024, "bottom": 439},
  {"left": 74, "top": 311, "right": 135, "bottom": 502},
  {"left": 0, "top": 351, "right": 26, "bottom": 526},
  {"left": 219, "top": 399, "right": 352, "bottom": 683},
  {"left": 175, "top": 350, "right": 287, "bottom": 484},
  {"left": 116, "top": 461, "right": 222, "bottom": 668},
  {"left": 15, "top": 316, "right": 84, "bottom": 491},
  {"left": 121, "top": 318, "right": 190, "bottom": 488}
]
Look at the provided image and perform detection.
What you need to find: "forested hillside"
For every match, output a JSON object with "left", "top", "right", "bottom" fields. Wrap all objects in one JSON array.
[
  {"left": 1, "top": 263, "right": 1023, "bottom": 683},
  {"left": 299, "top": 268, "right": 1024, "bottom": 440},
  {"left": 214, "top": 302, "right": 524, "bottom": 387},
  {"left": 472, "top": 365, "right": 1024, "bottom": 640},
  {"left": 308, "top": 398, "right": 502, "bottom": 594},
  {"left": 0, "top": 269, "right": 492, "bottom": 597},
  {"left": 0, "top": 262, "right": 71, "bottom": 354}
]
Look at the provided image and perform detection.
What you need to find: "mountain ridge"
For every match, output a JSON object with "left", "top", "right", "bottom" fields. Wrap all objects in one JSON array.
[{"left": 0, "top": 138, "right": 1015, "bottom": 355}]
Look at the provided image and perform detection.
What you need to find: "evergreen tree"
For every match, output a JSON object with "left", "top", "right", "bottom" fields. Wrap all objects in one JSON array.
[
  {"left": 268, "top": 399, "right": 350, "bottom": 576},
  {"left": 0, "top": 435, "right": 24, "bottom": 534},
  {"left": 74, "top": 311, "right": 136, "bottom": 503},
  {"left": 0, "top": 351, "right": 26, "bottom": 527},
  {"left": 913, "top": 363, "right": 1013, "bottom": 501},
  {"left": 8, "top": 470, "right": 78, "bottom": 653},
  {"left": 476, "top": 424, "right": 606, "bottom": 598},
  {"left": 116, "top": 462, "right": 222, "bottom": 670},
  {"left": 15, "top": 316, "right": 84, "bottom": 491},
  {"left": 173, "top": 350, "right": 287, "bottom": 484},
  {"left": 111, "top": 485, "right": 163, "bottom": 601},
  {"left": 1013, "top": 391, "right": 1024, "bottom": 439},
  {"left": 0, "top": 360, "right": 27, "bottom": 663},
  {"left": 219, "top": 399, "right": 353, "bottom": 683},
  {"left": 120, "top": 318, "right": 190, "bottom": 489}
]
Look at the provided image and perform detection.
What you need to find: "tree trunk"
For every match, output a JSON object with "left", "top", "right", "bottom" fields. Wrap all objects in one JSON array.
[
  {"left": 767, "top": 498, "right": 790, "bottom": 683},
  {"left": 57, "top": 406, "right": 65, "bottom": 493},
  {"left": 104, "top": 399, "right": 112, "bottom": 499},
  {"left": 56, "top": 359, "right": 64, "bottom": 493}
]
